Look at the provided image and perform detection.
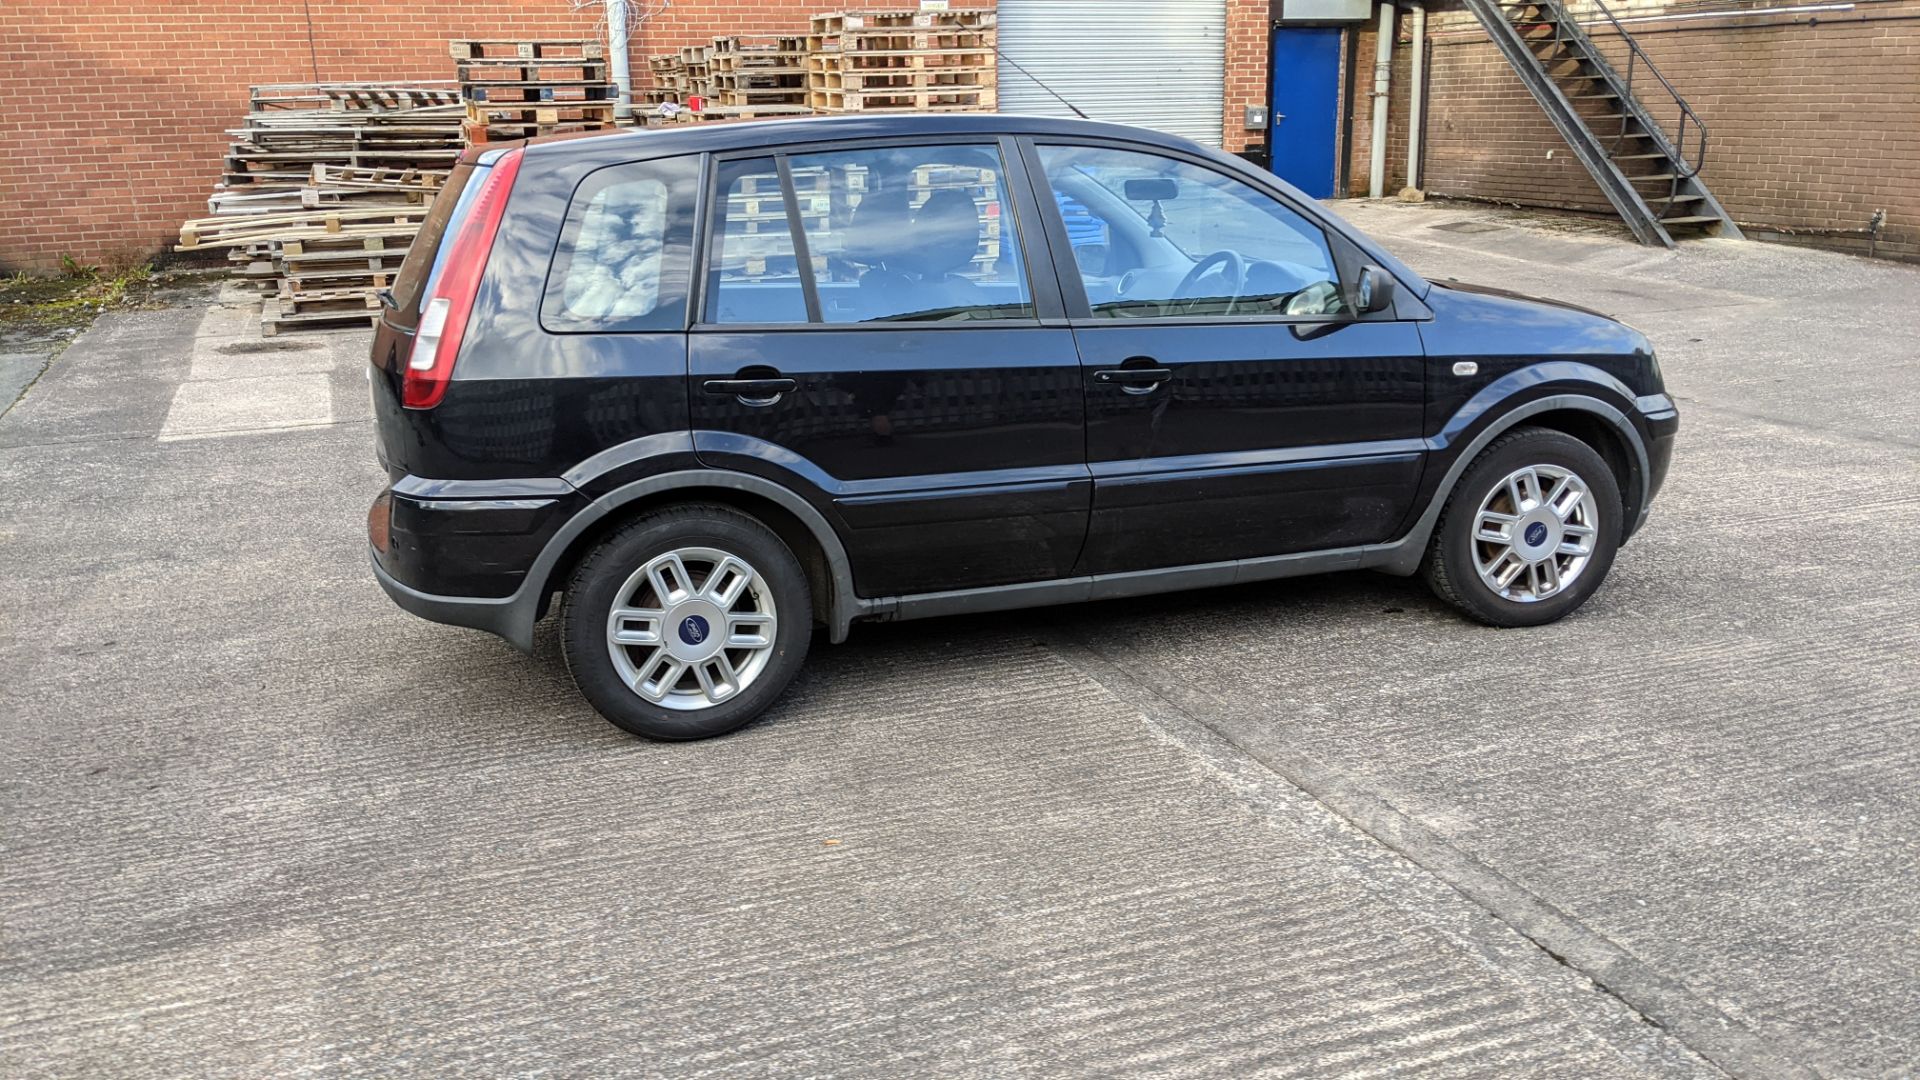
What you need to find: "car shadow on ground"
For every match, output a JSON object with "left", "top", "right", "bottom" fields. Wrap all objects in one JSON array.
[{"left": 494, "top": 569, "right": 1445, "bottom": 744}]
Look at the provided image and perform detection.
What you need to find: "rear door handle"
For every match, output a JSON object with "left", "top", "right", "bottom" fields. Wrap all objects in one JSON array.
[
  {"left": 702, "top": 378, "right": 796, "bottom": 403},
  {"left": 1093, "top": 367, "right": 1173, "bottom": 395}
]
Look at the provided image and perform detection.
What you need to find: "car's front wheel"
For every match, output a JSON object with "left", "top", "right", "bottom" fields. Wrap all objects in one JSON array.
[
  {"left": 1423, "top": 426, "right": 1623, "bottom": 627},
  {"left": 561, "top": 504, "right": 811, "bottom": 740}
]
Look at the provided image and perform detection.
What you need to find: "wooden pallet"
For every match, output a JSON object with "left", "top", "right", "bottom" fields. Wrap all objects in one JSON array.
[
  {"left": 279, "top": 234, "right": 412, "bottom": 258},
  {"left": 178, "top": 206, "right": 430, "bottom": 250},
  {"left": 711, "top": 34, "right": 809, "bottom": 107},
  {"left": 249, "top": 83, "right": 463, "bottom": 112},
  {"left": 808, "top": 87, "right": 995, "bottom": 113},
  {"left": 807, "top": 8, "right": 996, "bottom": 49},
  {"left": 274, "top": 283, "right": 386, "bottom": 307},
  {"left": 309, "top": 164, "right": 446, "bottom": 193},
  {"left": 449, "top": 40, "right": 605, "bottom": 61},
  {"left": 262, "top": 297, "right": 381, "bottom": 335}
]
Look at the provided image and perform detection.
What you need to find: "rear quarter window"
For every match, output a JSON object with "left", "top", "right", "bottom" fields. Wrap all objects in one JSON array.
[{"left": 541, "top": 155, "right": 700, "bottom": 333}]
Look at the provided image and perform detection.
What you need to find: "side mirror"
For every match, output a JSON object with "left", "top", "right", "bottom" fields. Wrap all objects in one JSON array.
[{"left": 1355, "top": 265, "right": 1396, "bottom": 314}]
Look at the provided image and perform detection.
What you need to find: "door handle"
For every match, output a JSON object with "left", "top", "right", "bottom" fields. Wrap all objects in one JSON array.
[
  {"left": 702, "top": 377, "right": 796, "bottom": 404},
  {"left": 1093, "top": 367, "right": 1173, "bottom": 395}
]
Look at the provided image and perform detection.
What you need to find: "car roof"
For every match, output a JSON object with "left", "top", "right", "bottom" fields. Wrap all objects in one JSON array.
[{"left": 521, "top": 112, "right": 1211, "bottom": 162}]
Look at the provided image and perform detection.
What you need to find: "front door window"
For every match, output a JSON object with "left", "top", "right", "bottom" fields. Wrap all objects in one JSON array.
[{"left": 1036, "top": 144, "right": 1345, "bottom": 319}]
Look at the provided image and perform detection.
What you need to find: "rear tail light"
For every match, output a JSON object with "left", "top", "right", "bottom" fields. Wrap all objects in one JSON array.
[{"left": 403, "top": 148, "right": 524, "bottom": 409}]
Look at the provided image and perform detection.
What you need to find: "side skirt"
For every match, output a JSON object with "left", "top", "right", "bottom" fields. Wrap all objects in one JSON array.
[{"left": 856, "top": 538, "right": 1421, "bottom": 626}]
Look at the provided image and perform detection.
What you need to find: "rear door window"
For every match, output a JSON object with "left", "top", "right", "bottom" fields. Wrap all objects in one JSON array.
[
  {"left": 706, "top": 157, "right": 810, "bottom": 325},
  {"left": 542, "top": 154, "right": 700, "bottom": 333},
  {"left": 787, "top": 145, "right": 1031, "bottom": 323},
  {"left": 701, "top": 143, "right": 1034, "bottom": 325}
]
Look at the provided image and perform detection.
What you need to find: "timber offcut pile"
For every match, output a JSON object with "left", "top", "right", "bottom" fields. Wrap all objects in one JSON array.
[
  {"left": 177, "top": 84, "right": 462, "bottom": 334},
  {"left": 454, "top": 39, "right": 616, "bottom": 144}
]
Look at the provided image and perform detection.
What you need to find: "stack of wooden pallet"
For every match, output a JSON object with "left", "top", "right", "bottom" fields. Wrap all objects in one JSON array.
[
  {"left": 453, "top": 39, "right": 616, "bottom": 144},
  {"left": 179, "top": 84, "right": 463, "bottom": 334},
  {"left": 178, "top": 204, "right": 431, "bottom": 334},
  {"left": 680, "top": 44, "right": 715, "bottom": 103},
  {"left": 709, "top": 34, "right": 811, "bottom": 116},
  {"left": 807, "top": 8, "right": 996, "bottom": 114},
  {"left": 213, "top": 84, "right": 462, "bottom": 213},
  {"left": 645, "top": 54, "right": 688, "bottom": 106}
]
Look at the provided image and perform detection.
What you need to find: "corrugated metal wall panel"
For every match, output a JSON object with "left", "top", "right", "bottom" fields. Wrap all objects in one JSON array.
[{"left": 997, "top": 0, "right": 1229, "bottom": 147}]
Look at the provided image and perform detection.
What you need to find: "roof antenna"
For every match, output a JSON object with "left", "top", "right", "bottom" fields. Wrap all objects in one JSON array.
[{"left": 993, "top": 46, "right": 1089, "bottom": 120}]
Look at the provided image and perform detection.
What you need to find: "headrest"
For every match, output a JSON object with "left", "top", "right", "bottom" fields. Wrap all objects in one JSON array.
[
  {"left": 903, "top": 189, "right": 982, "bottom": 277},
  {"left": 840, "top": 186, "right": 914, "bottom": 266}
]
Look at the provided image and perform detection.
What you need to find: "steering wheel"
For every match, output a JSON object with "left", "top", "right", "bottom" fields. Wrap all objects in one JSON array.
[{"left": 1171, "top": 249, "right": 1246, "bottom": 315}]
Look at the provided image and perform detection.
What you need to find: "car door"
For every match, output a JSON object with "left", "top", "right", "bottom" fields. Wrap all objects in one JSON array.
[
  {"left": 1023, "top": 139, "right": 1428, "bottom": 576},
  {"left": 689, "top": 138, "right": 1089, "bottom": 599}
]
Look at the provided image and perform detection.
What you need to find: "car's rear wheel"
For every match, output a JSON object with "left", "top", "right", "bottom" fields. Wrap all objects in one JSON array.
[
  {"left": 561, "top": 504, "right": 811, "bottom": 740},
  {"left": 1423, "top": 427, "right": 1623, "bottom": 627}
]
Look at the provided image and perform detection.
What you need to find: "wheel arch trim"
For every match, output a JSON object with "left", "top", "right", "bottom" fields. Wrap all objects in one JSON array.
[
  {"left": 381, "top": 470, "right": 865, "bottom": 654},
  {"left": 1377, "top": 390, "right": 1649, "bottom": 575}
]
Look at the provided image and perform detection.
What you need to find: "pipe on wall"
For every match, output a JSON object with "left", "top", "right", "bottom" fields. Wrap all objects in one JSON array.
[
  {"left": 1368, "top": 1, "right": 1396, "bottom": 199},
  {"left": 608, "top": 0, "right": 634, "bottom": 120},
  {"left": 1403, "top": 3, "right": 1426, "bottom": 195}
]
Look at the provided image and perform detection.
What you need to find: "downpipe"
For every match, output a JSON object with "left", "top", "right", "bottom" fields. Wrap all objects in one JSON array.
[
  {"left": 1402, "top": 3, "right": 1426, "bottom": 198},
  {"left": 1368, "top": 1, "right": 1397, "bottom": 199},
  {"left": 608, "top": 0, "right": 634, "bottom": 121}
]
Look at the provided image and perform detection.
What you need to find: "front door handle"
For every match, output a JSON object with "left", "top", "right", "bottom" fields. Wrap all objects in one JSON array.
[
  {"left": 702, "top": 377, "right": 796, "bottom": 405},
  {"left": 1093, "top": 367, "right": 1173, "bottom": 395}
]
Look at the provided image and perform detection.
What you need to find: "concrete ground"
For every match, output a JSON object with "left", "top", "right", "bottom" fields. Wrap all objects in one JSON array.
[{"left": 2, "top": 204, "right": 1915, "bottom": 1078}]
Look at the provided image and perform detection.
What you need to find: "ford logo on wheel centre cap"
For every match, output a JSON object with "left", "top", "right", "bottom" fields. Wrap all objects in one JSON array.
[
  {"left": 679, "top": 614, "right": 710, "bottom": 646},
  {"left": 1524, "top": 522, "right": 1550, "bottom": 547}
]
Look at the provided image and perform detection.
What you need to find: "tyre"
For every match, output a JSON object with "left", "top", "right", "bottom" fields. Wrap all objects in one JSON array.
[
  {"left": 560, "top": 504, "right": 812, "bottom": 740},
  {"left": 1423, "top": 426, "right": 1623, "bottom": 628}
]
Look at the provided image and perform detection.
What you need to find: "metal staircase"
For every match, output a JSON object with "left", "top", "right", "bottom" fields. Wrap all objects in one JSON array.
[{"left": 1462, "top": 0, "right": 1741, "bottom": 247}]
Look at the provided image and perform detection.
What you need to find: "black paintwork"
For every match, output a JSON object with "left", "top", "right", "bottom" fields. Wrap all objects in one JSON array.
[{"left": 366, "top": 114, "right": 1677, "bottom": 643}]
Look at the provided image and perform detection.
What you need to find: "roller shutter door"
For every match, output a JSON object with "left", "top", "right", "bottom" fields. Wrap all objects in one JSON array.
[{"left": 996, "top": 0, "right": 1228, "bottom": 148}]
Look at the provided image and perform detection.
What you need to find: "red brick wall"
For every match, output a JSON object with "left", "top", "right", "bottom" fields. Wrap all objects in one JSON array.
[
  {"left": 1347, "top": 1, "right": 1920, "bottom": 261},
  {"left": 0, "top": 0, "right": 947, "bottom": 273},
  {"left": 1223, "top": 0, "right": 1271, "bottom": 151}
]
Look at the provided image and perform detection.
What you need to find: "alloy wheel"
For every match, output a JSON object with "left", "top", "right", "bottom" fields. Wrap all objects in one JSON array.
[
  {"left": 1470, "top": 463, "right": 1600, "bottom": 603},
  {"left": 605, "top": 547, "right": 779, "bottom": 711}
]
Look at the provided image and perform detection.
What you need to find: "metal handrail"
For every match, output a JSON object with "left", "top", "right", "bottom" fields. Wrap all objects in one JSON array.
[{"left": 1533, "top": 0, "right": 1710, "bottom": 182}]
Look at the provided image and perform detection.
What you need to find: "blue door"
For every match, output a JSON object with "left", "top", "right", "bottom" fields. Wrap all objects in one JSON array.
[{"left": 1269, "top": 27, "right": 1343, "bottom": 198}]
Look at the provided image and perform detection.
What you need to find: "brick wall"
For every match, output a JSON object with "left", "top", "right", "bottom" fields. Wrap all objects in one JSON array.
[
  {"left": 0, "top": 0, "right": 950, "bottom": 273},
  {"left": 1346, "top": 0, "right": 1920, "bottom": 261},
  {"left": 1223, "top": 0, "right": 1270, "bottom": 151}
]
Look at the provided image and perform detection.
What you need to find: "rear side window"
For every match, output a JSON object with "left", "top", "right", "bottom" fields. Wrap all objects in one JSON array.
[
  {"left": 542, "top": 155, "right": 699, "bottom": 333},
  {"left": 787, "top": 145, "right": 1031, "bottom": 323},
  {"left": 388, "top": 162, "right": 477, "bottom": 316},
  {"left": 707, "top": 158, "right": 809, "bottom": 325},
  {"left": 702, "top": 143, "right": 1034, "bottom": 326}
]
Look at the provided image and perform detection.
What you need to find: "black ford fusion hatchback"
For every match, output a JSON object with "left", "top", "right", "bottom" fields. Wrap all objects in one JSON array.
[{"left": 368, "top": 114, "right": 1677, "bottom": 741}]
